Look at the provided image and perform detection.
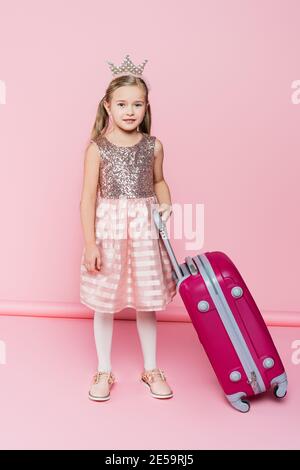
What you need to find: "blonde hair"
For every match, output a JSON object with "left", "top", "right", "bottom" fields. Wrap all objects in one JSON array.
[{"left": 91, "top": 75, "right": 151, "bottom": 141}]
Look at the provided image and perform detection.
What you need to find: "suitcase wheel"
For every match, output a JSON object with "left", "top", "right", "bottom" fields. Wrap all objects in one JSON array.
[
  {"left": 230, "top": 398, "right": 250, "bottom": 413},
  {"left": 273, "top": 384, "right": 287, "bottom": 399}
]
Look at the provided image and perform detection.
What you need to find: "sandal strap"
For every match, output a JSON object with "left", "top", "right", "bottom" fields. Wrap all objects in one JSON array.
[
  {"left": 93, "top": 371, "right": 115, "bottom": 384},
  {"left": 142, "top": 368, "right": 166, "bottom": 383}
]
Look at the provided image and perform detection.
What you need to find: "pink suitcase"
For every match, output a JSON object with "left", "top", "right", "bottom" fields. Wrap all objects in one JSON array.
[{"left": 153, "top": 210, "right": 288, "bottom": 412}]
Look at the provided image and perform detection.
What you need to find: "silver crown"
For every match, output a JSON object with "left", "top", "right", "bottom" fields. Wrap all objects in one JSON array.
[{"left": 106, "top": 54, "right": 148, "bottom": 77}]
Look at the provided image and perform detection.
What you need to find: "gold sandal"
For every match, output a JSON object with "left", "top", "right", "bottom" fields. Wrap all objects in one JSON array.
[
  {"left": 141, "top": 368, "right": 173, "bottom": 399},
  {"left": 88, "top": 371, "right": 115, "bottom": 401}
]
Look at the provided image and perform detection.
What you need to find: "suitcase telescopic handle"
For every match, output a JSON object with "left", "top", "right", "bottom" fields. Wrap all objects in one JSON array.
[{"left": 152, "top": 208, "right": 183, "bottom": 281}]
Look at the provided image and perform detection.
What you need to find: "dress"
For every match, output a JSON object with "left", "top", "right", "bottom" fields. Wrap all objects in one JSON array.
[{"left": 79, "top": 132, "right": 177, "bottom": 313}]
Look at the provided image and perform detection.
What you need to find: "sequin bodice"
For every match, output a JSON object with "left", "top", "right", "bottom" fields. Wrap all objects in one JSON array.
[{"left": 91, "top": 133, "right": 156, "bottom": 199}]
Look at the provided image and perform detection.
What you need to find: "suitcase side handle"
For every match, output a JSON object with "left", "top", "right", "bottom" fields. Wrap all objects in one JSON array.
[{"left": 185, "top": 256, "right": 198, "bottom": 276}]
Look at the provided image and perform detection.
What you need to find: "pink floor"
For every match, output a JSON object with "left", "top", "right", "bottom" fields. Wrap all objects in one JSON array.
[{"left": 0, "top": 314, "right": 299, "bottom": 450}]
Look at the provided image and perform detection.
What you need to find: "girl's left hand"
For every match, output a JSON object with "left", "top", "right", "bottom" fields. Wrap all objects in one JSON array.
[{"left": 157, "top": 203, "right": 173, "bottom": 223}]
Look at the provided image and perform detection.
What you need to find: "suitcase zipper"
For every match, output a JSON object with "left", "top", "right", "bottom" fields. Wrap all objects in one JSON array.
[
  {"left": 247, "top": 371, "right": 260, "bottom": 394},
  {"left": 193, "top": 255, "right": 265, "bottom": 394}
]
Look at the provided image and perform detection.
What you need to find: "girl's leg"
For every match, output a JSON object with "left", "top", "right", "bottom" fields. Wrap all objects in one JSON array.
[
  {"left": 93, "top": 310, "right": 114, "bottom": 372},
  {"left": 136, "top": 309, "right": 157, "bottom": 371}
]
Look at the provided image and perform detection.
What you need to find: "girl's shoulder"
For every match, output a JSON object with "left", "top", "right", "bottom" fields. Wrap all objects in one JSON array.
[
  {"left": 141, "top": 133, "right": 164, "bottom": 158},
  {"left": 88, "top": 134, "right": 107, "bottom": 157},
  {"left": 142, "top": 133, "right": 160, "bottom": 156},
  {"left": 142, "top": 132, "right": 160, "bottom": 146},
  {"left": 144, "top": 133, "right": 161, "bottom": 144},
  {"left": 150, "top": 135, "right": 163, "bottom": 156}
]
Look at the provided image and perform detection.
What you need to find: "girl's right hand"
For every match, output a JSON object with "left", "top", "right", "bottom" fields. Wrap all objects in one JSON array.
[{"left": 83, "top": 244, "right": 101, "bottom": 274}]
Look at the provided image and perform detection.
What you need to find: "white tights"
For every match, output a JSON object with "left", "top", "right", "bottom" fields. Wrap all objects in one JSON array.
[{"left": 93, "top": 309, "right": 157, "bottom": 373}]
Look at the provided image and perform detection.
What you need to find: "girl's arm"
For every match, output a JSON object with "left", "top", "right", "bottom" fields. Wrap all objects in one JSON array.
[
  {"left": 153, "top": 138, "right": 173, "bottom": 221},
  {"left": 79, "top": 143, "right": 100, "bottom": 247}
]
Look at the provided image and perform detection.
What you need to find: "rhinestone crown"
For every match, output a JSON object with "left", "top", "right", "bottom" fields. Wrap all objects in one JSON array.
[{"left": 107, "top": 53, "right": 148, "bottom": 78}]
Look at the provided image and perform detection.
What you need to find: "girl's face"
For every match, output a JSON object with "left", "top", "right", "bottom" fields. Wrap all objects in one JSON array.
[{"left": 105, "top": 85, "right": 148, "bottom": 132}]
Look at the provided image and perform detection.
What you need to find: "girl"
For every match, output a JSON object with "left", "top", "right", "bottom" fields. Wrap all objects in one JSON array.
[{"left": 79, "top": 55, "right": 177, "bottom": 402}]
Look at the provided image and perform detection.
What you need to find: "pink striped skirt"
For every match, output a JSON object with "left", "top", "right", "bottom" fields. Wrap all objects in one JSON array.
[{"left": 80, "top": 195, "right": 177, "bottom": 313}]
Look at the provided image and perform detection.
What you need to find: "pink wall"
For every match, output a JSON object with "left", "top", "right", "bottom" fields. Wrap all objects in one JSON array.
[{"left": 0, "top": 0, "right": 299, "bottom": 321}]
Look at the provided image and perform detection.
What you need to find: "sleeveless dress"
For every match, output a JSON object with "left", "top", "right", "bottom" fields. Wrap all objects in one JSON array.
[{"left": 79, "top": 132, "right": 177, "bottom": 313}]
